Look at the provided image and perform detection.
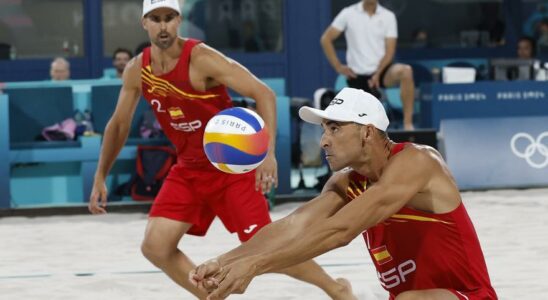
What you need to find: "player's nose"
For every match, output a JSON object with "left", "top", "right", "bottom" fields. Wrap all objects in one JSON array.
[{"left": 320, "top": 134, "right": 330, "bottom": 149}]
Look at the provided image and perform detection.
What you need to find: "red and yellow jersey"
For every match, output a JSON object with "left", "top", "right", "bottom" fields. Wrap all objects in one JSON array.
[
  {"left": 346, "top": 143, "right": 497, "bottom": 299},
  {"left": 141, "top": 39, "right": 233, "bottom": 167}
]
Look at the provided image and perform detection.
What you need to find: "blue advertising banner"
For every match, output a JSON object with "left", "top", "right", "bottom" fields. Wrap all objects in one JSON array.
[
  {"left": 420, "top": 81, "right": 548, "bottom": 129},
  {"left": 440, "top": 116, "right": 548, "bottom": 190}
]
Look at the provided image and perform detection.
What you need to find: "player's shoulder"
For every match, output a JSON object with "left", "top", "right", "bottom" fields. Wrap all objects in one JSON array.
[
  {"left": 323, "top": 168, "right": 354, "bottom": 193},
  {"left": 395, "top": 143, "right": 444, "bottom": 167},
  {"left": 125, "top": 54, "right": 142, "bottom": 75},
  {"left": 190, "top": 42, "right": 228, "bottom": 70},
  {"left": 190, "top": 41, "right": 223, "bottom": 62},
  {"left": 121, "top": 54, "right": 143, "bottom": 87}
]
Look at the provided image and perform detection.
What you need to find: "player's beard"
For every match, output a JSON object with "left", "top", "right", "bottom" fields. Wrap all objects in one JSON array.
[{"left": 154, "top": 31, "right": 175, "bottom": 50}]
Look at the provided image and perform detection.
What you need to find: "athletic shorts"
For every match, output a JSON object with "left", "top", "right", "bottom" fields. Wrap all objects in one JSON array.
[
  {"left": 389, "top": 287, "right": 497, "bottom": 300},
  {"left": 346, "top": 63, "right": 393, "bottom": 99},
  {"left": 448, "top": 288, "right": 498, "bottom": 300},
  {"left": 149, "top": 163, "right": 271, "bottom": 242}
]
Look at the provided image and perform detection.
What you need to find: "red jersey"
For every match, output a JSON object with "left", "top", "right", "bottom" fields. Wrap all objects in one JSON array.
[
  {"left": 141, "top": 39, "right": 233, "bottom": 167},
  {"left": 346, "top": 143, "right": 496, "bottom": 299}
]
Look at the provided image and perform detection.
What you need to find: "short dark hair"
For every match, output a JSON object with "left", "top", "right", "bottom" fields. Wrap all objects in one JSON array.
[
  {"left": 376, "top": 128, "right": 388, "bottom": 139},
  {"left": 112, "top": 48, "right": 133, "bottom": 60}
]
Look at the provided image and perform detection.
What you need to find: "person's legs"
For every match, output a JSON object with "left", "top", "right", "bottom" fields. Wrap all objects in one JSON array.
[
  {"left": 383, "top": 63, "right": 415, "bottom": 130},
  {"left": 347, "top": 74, "right": 382, "bottom": 99},
  {"left": 395, "top": 289, "right": 460, "bottom": 300},
  {"left": 141, "top": 164, "right": 216, "bottom": 299},
  {"left": 141, "top": 217, "right": 208, "bottom": 299},
  {"left": 276, "top": 260, "right": 356, "bottom": 299},
  {"left": 217, "top": 172, "right": 356, "bottom": 300}
]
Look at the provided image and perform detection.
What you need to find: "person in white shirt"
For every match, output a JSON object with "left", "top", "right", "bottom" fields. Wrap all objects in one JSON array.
[{"left": 321, "top": 0, "right": 415, "bottom": 130}]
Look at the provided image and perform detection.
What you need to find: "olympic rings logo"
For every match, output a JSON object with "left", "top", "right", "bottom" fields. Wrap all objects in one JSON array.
[{"left": 510, "top": 132, "right": 548, "bottom": 169}]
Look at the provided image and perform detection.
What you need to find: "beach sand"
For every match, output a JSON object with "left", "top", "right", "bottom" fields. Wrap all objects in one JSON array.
[{"left": 1, "top": 188, "right": 547, "bottom": 299}]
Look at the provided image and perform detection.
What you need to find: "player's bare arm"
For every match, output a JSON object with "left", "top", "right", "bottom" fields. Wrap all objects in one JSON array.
[
  {"left": 189, "top": 171, "right": 349, "bottom": 288},
  {"left": 255, "top": 147, "right": 437, "bottom": 271},
  {"left": 189, "top": 43, "right": 278, "bottom": 192},
  {"left": 88, "top": 56, "right": 143, "bottom": 214},
  {"left": 204, "top": 147, "right": 437, "bottom": 299},
  {"left": 321, "top": 26, "right": 356, "bottom": 78}
]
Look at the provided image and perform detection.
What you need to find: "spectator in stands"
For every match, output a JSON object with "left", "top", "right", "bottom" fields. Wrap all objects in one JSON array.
[
  {"left": 112, "top": 48, "right": 133, "bottom": 78},
  {"left": 517, "top": 36, "right": 536, "bottom": 59},
  {"left": 321, "top": 0, "right": 415, "bottom": 130},
  {"left": 50, "top": 57, "right": 70, "bottom": 81}
]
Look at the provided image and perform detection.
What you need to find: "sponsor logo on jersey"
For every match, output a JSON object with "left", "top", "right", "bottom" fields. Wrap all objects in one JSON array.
[
  {"left": 168, "top": 107, "right": 184, "bottom": 119},
  {"left": 170, "top": 120, "right": 202, "bottom": 132},
  {"left": 377, "top": 259, "right": 416, "bottom": 289}
]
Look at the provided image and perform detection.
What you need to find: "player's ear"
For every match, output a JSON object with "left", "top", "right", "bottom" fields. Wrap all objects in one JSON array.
[
  {"left": 142, "top": 17, "right": 148, "bottom": 30},
  {"left": 364, "top": 124, "right": 375, "bottom": 139}
]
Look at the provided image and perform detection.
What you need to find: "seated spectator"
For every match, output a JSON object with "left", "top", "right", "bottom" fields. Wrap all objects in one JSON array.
[
  {"left": 517, "top": 36, "right": 536, "bottom": 59},
  {"left": 321, "top": 0, "right": 416, "bottom": 130},
  {"left": 112, "top": 48, "right": 133, "bottom": 78},
  {"left": 50, "top": 57, "right": 70, "bottom": 81}
]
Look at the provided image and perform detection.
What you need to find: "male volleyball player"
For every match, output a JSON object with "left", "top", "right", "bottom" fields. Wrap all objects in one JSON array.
[
  {"left": 88, "top": 0, "right": 354, "bottom": 299},
  {"left": 191, "top": 88, "right": 497, "bottom": 300}
]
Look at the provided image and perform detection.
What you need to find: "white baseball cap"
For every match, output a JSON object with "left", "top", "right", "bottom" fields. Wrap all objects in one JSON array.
[
  {"left": 142, "top": 0, "right": 181, "bottom": 17},
  {"left": 299, "top": 87, "right": 389, "bottom": 131}
]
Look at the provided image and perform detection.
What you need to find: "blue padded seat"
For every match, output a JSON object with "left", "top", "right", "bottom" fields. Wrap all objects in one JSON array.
[
  {"left": 5, "top": 86, "right": 77, "bottom": 148},
  {"left": 91, "top": 84, "right": 159, "bottom": 139}
]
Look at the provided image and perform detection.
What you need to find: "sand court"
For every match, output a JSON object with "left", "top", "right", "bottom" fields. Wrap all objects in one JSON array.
[{"left": 1, "top": 188, "right": 547, "bottom": 299}]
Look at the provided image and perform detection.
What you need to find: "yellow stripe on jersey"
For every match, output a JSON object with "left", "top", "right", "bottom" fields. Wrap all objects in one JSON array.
[
  {"left": 350, "top": 181, "right": 364, "bottom": 194},
  {"left": 390, "top": 214, "right": 453, "bottom": 225},
  {"left": 346, "top": 187, "right": 358, "bottom": 199},
  {"left": 141, "top": 66, "right": 219, "bottom": 100},
  {"left": 346, "top": 178, "right": 367, "bottom": 201}
]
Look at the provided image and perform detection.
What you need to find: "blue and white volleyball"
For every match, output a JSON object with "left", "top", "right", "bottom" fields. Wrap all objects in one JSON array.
[{"left": 203, "top": 107, "right": 269, "bottom": 174}]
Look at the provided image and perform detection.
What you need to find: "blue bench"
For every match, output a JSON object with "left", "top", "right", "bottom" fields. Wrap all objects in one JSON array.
[
  {"left": 0, "top": 77, "right": 292, "bottom": 209},
  {"left": 0, "top": 86, "right": 102, "bottom": 207}
]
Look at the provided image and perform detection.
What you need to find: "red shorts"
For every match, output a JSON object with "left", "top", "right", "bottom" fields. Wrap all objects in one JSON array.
[
  {"left": 149, "top": 163, "right": 271, "bottom": 242},
  {"left": 389, "top": 287, "right": 497, "bottom": 300},
  {"left": 448, "top": 288, "right": 498, "bottom": 300}
]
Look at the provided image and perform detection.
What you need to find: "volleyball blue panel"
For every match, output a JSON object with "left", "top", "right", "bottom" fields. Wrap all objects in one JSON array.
[
  {"left": 216, "top": 107, "right": 262, "bottom": 132},
  {"left": 204, "top": 143, "right": 267, "bottom": 165}
]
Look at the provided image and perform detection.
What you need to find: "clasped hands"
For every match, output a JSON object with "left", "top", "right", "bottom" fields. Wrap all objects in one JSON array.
[{"left": 189, "top": 258, "right": 258, "bottom": 300}]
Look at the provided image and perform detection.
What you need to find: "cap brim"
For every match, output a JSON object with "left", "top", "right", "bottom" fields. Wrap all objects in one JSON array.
[
  {"left": 299, "top": 106, "right": 326, "bottom": 124},
  {"left": 299, "top": 106, "right": 354, "bottom": 125}
]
